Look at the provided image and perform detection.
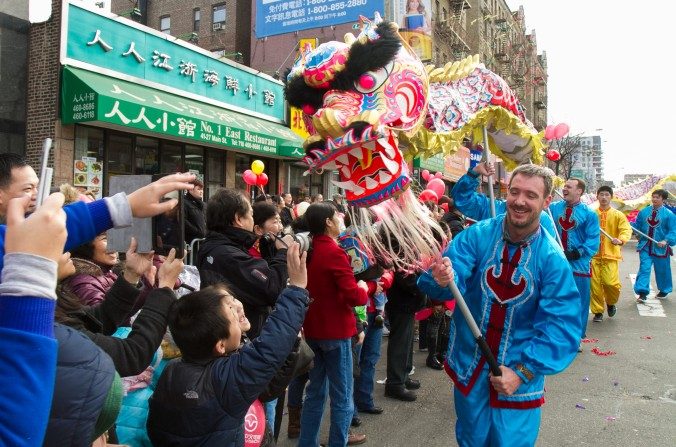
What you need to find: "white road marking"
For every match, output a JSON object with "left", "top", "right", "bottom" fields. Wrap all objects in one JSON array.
[{"left": 629, "top": 274, "right": 666, "bottom": 317}]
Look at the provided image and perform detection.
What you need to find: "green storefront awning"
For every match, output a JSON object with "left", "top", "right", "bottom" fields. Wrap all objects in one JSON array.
[{"left": 61, "top": 66, "right": 305, "bottom": 158}]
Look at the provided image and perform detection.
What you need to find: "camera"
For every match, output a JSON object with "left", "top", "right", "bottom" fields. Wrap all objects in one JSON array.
[{"left": 263, "top": 231, "right": 312, "bottom": 253}]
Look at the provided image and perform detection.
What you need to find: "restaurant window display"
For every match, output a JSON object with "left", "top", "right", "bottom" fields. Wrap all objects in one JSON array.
[
  {"left": 160, "top": 142, "right": 183, "bottom": 173},
  {"left": 134, "top": 137, "right": 159, "bottom": 175},
  {"left": 206, "top": 150, "right": 225, "bottom": 198}
]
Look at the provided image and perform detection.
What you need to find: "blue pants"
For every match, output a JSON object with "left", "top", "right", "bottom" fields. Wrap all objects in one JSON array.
[
  {"left": 299, "top": 338, "right": 354, "bottom": 447},
  {"left": 634, "top": 249, "right": 673, "bottom": 295},
  {"left": 454, "top": 372, "right": 541, "bottom": 447},
  {"left": 264, "top": 398, "right": 276, "bottom": 430},
  {"left": 354, "top": 312, "right": 383, "bottom": 412},
  {"left": 573, "top": 274, "right": 591, "bottom": 339}
]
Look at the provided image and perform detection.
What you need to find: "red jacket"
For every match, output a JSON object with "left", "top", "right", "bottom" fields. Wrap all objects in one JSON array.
[{"left": 303, "top": 235, "right": 368, "bottom": 339}]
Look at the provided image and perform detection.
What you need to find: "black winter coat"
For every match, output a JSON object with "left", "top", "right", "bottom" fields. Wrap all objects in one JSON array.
[
  {"left": 184, "top": 192, "right": 206, "bottom": 244},
  {"left": 44, "top": 324, "right": 116, "bottom": 447},
  {"left": 58, "top": 277, "right": 176, "bottom": 377},
  {"left": 196, "top": 227, "right": 289, "bottom": 338},
  {"left": 384, "top": 271, "right": 427, "bottom": 315}
]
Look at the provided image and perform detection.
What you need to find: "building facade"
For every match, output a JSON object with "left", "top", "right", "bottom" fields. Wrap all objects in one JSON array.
[
  {"left": 22, "top": 0, "right": 303, "bottom": 202},
  {"left": 570, "top": 135, "right": 603, "bottom": 191}
]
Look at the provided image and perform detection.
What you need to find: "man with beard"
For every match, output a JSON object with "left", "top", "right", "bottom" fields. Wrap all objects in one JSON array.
[
  {"left": 590, "top": 186, "right": 632, "bottom": 322},
  {"left": 549, "top": 178, "right": 599, "bottom": 344},
  {"left": 418, "top": 164, "right": 581, "bottom": 447},
  {"left": 196, "top": 189, "right": 294, "bottom": 338}
]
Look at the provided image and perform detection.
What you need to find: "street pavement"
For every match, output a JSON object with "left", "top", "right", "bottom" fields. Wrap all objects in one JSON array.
[{"left": 276, "top": 242, "right": 676, "bottom": 446}]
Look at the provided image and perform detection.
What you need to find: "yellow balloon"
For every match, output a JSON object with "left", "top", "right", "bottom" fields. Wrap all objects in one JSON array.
[{"left": 251, "top": 160, "right": 265, "bottom": 175}]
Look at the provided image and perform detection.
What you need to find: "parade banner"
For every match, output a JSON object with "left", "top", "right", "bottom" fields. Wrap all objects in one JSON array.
[{"left": 255, "top": 0, "right": 385, "bottom": 38}]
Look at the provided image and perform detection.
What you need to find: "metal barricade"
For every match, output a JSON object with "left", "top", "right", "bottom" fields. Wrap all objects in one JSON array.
[{"left": 187, "top": 238, "right": 205, "bottom": 266}]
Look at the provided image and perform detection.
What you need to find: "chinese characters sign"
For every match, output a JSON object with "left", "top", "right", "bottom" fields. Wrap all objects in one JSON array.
[
  {"left": 64, "top": 2, "right": 285, "bottom": 123},
  {"left": 255, "top": 0, "right": 384, "bottom": 38},
  {"left": 62, "top": 67, "right": 303, "bottom": 157}
]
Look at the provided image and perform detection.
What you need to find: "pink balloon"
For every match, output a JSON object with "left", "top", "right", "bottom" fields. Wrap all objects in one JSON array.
[
  {"left": 256, "top": 172, "right": 269, "bottom": 186},
  {"left": 553, "top": 123, "right": 570, "bottom": 140},
  {"left": 426, "top": 178, "right": 446, "bottom": 198},
  {"left": 434, "top": 172, "right": 443, "bottom": 179},
  {"left": 419, "top": 189, "right": 438, "bottom": 203},
  {"left": 243, "top": 169, "right": 257, "bottom": 186},
  {"left": 544, "top": 124, "right": 556, "bottom": 140},
  {"left": 421, "top": 169, "right": 430, "bottom": 181},
  {"left": 244, "top": 400, "right": 266, "bottom": 446}
]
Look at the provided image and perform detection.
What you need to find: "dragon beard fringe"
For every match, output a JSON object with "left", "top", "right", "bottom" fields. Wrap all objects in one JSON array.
[{"left": 347, "top": 188, "right": 448, "bottom": 273}]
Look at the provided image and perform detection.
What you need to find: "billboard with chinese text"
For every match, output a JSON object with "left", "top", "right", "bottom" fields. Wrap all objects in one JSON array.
[
  {"left": 62, "top": 1, "right": 286, "bottom": 123},
  {"left": 255, "top": 0, "right": 385, "bottom": 38}
]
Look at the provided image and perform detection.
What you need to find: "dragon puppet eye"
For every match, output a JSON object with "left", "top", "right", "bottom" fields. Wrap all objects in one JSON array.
[
  {"left": 354, "top": 62, "right": 393, "bottom": 94},
  {"left": 302, "top": 104, "right": 317, "bottom": 115}
]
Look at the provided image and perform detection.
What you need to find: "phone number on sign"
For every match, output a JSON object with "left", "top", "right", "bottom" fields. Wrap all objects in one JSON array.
[
  {"left": 307, "top": 0, "right": 367, "bottom": 14},
  {"left": 72, "top": 111, "right": 96, "bottom": 120},
  {"left": 72, "top": 103, "right": 95, "bottom": 112}
]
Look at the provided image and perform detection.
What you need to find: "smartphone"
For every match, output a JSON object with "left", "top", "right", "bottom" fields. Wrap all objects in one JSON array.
[{"left": 151, "top": 173, "right": 185, "bottom": 259}]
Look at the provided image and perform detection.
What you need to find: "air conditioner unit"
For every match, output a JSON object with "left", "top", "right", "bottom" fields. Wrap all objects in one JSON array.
[{"left": 212, "top": 22, "right": 222, "bottom": 31}]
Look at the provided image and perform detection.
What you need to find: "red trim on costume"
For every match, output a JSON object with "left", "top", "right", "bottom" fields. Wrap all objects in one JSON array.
[
  {"left": 558, "top": 206, "right": 576, "bottom": 250},
  {"left": 444, "top": 358, "right": 486, "bottom": 397},
  {"left": 573, "top": 271, "right": 591, "bottom": 277},
  {"left": 489, "top": 386, "right": 545, "bottom": 409}
]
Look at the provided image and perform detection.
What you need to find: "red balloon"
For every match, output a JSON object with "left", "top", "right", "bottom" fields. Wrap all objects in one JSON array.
[
  {"left": 439, "top": 203, "right": 449, "bottom": 213},
  {"left": 256, "top": 172, "right": 269, "bottom": 186},
  {"left": 434, "top": 172, "right": 443, "bottom": 179},
  {"left": 243, "top": 169, "right": 257, "bottom": 186},
  {"left": 426, "top": 178, "right": 446, "bottom": 197},
  {"left": 553, "top": 123, "right": 570, "bottom": 140},
  {"left": 545, "top": 150, "right": 561, "bottom": 162},
  {"left": 419, "top": 189, "right": 438, "bottom": 203},
  {"left": 421, "top": 169, "right": 430, "bottom": 181},
  {"left": 544, "top": 124, "right": 556, "bottom": 140}
]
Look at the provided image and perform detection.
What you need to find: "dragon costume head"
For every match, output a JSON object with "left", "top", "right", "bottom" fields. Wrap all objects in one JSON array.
[{"left": 285, "top": 13, "right": 428, "bottom": 207}]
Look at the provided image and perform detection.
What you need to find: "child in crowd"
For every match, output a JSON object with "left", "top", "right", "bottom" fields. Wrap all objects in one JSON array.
[{"left": 146, "top": 244, "right": 309, "bottom": 446}]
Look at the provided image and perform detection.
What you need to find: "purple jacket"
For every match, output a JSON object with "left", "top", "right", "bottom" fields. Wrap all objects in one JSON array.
[{"left": 65, "top": 258, "right": 118, "bottom": 306}]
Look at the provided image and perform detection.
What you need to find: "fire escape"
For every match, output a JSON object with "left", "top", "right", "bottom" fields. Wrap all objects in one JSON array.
[{"left": 433, "top": 0, "right": 472, "bottom": 62}]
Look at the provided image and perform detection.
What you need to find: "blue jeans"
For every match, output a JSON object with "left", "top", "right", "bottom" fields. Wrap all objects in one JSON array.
[
  {"left": 264, "top": 398, "right": 277, "bottom": 430},
  {"left": 354, "top": 312, "right": 383, "bottom": 411},
  {"left": 298, "top": 338, "right": 354, "bottom": 447}
]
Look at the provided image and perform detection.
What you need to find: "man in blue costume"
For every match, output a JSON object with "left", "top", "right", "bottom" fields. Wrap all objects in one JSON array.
[
  {"left": 633, "top": 189, "right": 676, "bottom": 301},
  {"left": 548, "top": 178, "right": 599, "bottom": 342},
  {"left": 451, "top": 162, "right": 558, "bottom": 239},
  {"left": 419, "top": 164, "right": 581, "bottom": 447}
]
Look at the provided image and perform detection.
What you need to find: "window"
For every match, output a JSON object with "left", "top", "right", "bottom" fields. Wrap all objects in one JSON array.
[
  {"left": 193, "top": 8, "right": 201, "bottom": 32},
  {"left": 134, "top": 137, "right": 159, "bottom": 175},
  {"left": 160, "top": 15, "right": 170, "bottom": 34},
  {"left": 160, "top": 142, "right": 183, "bottom": 173},
  {"left": 213, "top": 3, "right": 226, "bottom": 27},
  {"left": 206, "top": 150, "right": 225, "bottom": 199}
]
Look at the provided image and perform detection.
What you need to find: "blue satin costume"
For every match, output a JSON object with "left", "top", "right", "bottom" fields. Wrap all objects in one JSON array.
[
  {"left": 549, "top": 200, "right": 600, "bottom": 338},
  {"left": 633, "top": 205, "right": 676, "bottom": 296},
  {"left": 418, "top": 216, "right": 581, "bottom": 447},
  {"left": 451, "top": 171, "right": 558, "bottom": 240}
]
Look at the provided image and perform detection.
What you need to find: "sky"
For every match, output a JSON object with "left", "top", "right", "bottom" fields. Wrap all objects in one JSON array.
[{"left": 504, "top": 0, "right": 675, "bottom": 185}]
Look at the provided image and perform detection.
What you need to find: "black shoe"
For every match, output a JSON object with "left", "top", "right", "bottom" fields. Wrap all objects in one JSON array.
[
  {"left": 592, "top": 313, "right": 603, "bottom": 322},
  {"left": 351, "top": 417, "right": 362, "bottom": 427},
  {"left": 607, "top": 304, "right": 617, "bottom": 317},
  {"left": 373, "top": 314, "right": 384, "bottom": 328},
  {"left": 657, "top": 291, "right": 668, "bottom": 298},
  {"left": 405, "top": 378, "right": 420, "bottom": 390},
  {"left": 358, "top": 406, "right": 383, "bottom": 415},
  {"left": 384, "top": 386, "right": 417, "bottom": 402},
  {"left": 426, "top": 355, "right": 443, "bottom": 370},
  {"left": 637, "top": 294, "right": 647, "bottom": 303}
]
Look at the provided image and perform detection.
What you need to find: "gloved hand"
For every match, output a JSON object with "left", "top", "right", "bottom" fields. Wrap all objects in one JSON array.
[{"left": 564, "top": 249, "right": 581, "bottom": 261}]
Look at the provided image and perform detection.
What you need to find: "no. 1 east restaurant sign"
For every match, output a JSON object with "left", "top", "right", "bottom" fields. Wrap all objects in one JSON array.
[{"left": 60, "top": 1, "right": 303, "bottom": 156}]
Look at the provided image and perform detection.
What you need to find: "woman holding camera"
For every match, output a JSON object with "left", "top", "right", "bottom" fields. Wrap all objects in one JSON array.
[{"left": 298, "top": 203, "right": 369, "bottom": 447}]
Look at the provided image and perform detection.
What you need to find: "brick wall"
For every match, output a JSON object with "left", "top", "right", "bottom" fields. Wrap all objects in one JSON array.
[{"left": 26, "top": 0, "right": 76, "bottom": 186}]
